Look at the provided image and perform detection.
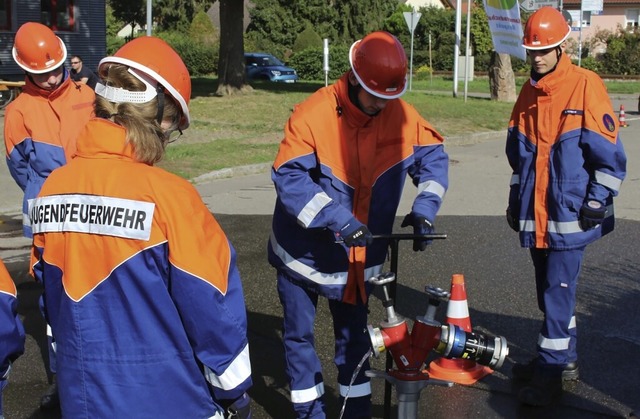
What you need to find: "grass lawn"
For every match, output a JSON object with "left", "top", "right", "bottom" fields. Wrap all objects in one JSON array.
[{"left": 157, "top": 75, "right": 639, "bottom": 180}]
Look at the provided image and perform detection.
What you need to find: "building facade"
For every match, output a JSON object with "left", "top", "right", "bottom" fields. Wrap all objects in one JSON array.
[
  {"left": 0, "top": 0, "right": 106, "bottom": 81},
  {"left": 562, "top": 0, "right": 640, "bottom": 55}
]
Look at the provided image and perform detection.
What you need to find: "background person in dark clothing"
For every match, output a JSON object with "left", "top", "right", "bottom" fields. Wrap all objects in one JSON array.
[{"left": 69, "top": 55, "right": 99, "bottom": 89}]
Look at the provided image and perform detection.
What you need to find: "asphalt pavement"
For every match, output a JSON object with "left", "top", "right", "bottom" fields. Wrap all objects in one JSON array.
[{"left": 1, "top": 95, "right": 639, "bottom": 418}]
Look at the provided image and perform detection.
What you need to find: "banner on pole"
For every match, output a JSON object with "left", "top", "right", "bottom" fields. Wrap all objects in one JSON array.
[{"left": 484, "top": 0, "right": 526, "bottom": 61}]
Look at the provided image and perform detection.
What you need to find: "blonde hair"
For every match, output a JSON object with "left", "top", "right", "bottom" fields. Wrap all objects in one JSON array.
[{"left": 94, "top": 64, "right": 181, "bottom": 165}]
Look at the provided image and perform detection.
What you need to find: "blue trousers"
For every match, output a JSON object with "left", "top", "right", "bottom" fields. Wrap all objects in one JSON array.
[
  {"left": 277, "top": 272, "right": 372, "bottom": 419},
  {"left": 529, "top": 247, "right": 585, "bottom": 366}
]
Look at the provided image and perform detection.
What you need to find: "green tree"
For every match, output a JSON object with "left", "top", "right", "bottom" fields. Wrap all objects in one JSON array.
[
  {"left": 108, "top": 0, "right": 146, "bottom": 38},
  {"left": 247, "top": 0, "right": 399, "bottom": 54},
  {"left": 190, "top": 10, "right": 219, "bottom": 45},
  {"left": 293, "top": 25, "right": 323, "bottom": 54},
  {"left": 108, "top": 0, "right": 215, "bottom": 34},
  {"left": 599, "top": 26, "right": 640, "bottom": 75}
]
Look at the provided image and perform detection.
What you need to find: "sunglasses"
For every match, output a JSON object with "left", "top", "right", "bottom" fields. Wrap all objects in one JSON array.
[{"left": 71, "top": 61, "right": 80, "bottom": 64}]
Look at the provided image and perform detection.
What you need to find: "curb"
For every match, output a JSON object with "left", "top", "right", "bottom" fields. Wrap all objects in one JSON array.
[
  {"left": 191, "top": 163, "right": 272, "bottom": 184},
  {"left": 189, "top": 130, "right": 508, "bottom": 183}
]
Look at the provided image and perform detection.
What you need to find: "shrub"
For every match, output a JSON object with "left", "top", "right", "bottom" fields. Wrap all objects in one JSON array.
[
  {"left": 293, "top": 26, "right": 323, "bottom": 54},
  {"left": 156, "top": 31, "right": 218, "bottom": 76},
  {"left": 579, "top": 56, "right": 601, "bottom": 73},
  {"left": 289, "top": 44, "right": 351, "bottom": 81},
  {"left": 414, "top": 65, "right": 433, "bottom": 81}
]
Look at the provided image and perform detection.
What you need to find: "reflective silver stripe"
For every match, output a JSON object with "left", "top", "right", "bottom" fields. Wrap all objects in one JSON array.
[
  {"left": 520, "top": 219, "right": 535, "bottom": 232},
  {"left": 569, "top": 316, "right": 576, "bottom": 329},
  {"left": 595, "top": 170, "right": 622, "bottom": 192},
  {"left": 297, "top": 192, "right": 332, "bottom": 228},
  {"left": 510, "top": 173, "right": 520, "bottom": 186},
  {"left": 270, "top": 233, "right": 383, "bottom": 286},
  {"left": 291, "top": 382, "right": 324, "bottom": 403},
  {"left": 339, "top": 381, "right": 371, "bottom": 398},
  {"left": 538, "top": 334, "right": 570, "bottom": 351},
  {"left": 207, "top": 411, "right": 225, "bottom": 419},
  {"left": 417, "top": 180, "right": 446, "bottom": 200},
  {"left": 446, "top": 300, "right": 469, "bottom": 319},
  {"left": 204, "top": 344, "right": 251, "bottom": 390},
  {"left": 548, "top": 220, "right": 582, "bottom": 234},
  {"left": 23, "top": 211, "right": 31, "bottom": 229}
]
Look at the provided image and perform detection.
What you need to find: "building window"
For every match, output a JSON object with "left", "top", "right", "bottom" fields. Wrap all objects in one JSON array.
[
  {"left": 41, "top": 0, "right": 75, "bottom": 31},
  {"left": 626, "top": 9, "right": 639, "bottom": 28},
  {"left": 581, "top": 11, "right": 591, "bottom": 27},
  {"left": 0, "top": 0, "right": 11, "bottom": 30},
  {"left": 568, "top": 9, "right": 591, "bottom": 28}
]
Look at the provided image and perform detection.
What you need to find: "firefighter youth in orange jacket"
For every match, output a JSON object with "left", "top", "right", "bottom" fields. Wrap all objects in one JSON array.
[
  {"left": 0, "top": 259, "right": 25, "bottom": 418},
  {"left": 506, "top": 7, "right": 626, "bottom": 407},
  {"left": 268, "top": 32, "right": 448, "bottom": 418},
  {"left": 30, "top": 37, "right": 252, "bottom": 418},
  {"left": 4, "top": 22, "right": 94, "bottom": 238}
]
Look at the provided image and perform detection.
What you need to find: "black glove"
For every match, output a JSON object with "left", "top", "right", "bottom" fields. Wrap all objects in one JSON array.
[
  {"left": 506, "top": 207, "right": 519, "bottom": 232},
  {"left": 401, "top": 212, "right": 434, "bottom": 251},
  {"left": 336, "top": 219, "right": 373, "bottom": 247},
  {"left": 220, "top": 392, "right": 251, "bottom": 418},
  {"left": 579, "top": 200, "right": 607, "bottom": 231}
]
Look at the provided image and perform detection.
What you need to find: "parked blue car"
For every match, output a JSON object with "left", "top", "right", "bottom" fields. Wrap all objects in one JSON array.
[{"left": 244, "top": 53, "right": 298, "bottom": 83}]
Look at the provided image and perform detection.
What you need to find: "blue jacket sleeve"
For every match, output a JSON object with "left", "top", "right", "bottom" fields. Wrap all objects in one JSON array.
[
  {"left": 0, "top": 263, "right": 26, "bottom": 391},
  {"left": 165, "top": 190, "right": 252, "bottom": 403},
  {"left": 272, "top": 118, "right": 356, "bottom": 233},
  {"left": 408, "top": 133, "right": 449, "bottom": 222},
  {"left": 581, "top": 82, "right": 626, "bottom": 204}
]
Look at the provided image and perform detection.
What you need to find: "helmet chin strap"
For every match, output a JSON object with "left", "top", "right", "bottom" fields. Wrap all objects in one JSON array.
[
  {"left": 155, "top": 84, "right": 165, "bottom": 124},
  {"left": 95, "top": 68, "right": 159, "bottom": 105}
]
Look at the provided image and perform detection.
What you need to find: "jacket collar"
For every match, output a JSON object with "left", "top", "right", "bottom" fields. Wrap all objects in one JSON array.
[
  {"left": 333, "top": 73, "right": 376, "bottom": 128},
  {"left": 22, "top": 67, "right": 74, "bottom": 100},
  {"left": 530, "top": 53, "right": 572, "bottom": 93},
  {"left": 74, "top": 118, "right": 136, "bottom": 161}
]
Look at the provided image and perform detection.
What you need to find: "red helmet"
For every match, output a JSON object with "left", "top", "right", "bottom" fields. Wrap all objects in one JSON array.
[
  {"left": 12, "top": 22, "right": 67, "bottom": 74},
  {"left": 98, "top": 36, "right": 191, "bottom": 130},
  {"left": 349, "top": 31, "right": 407, "bottom": 99},
  {"left": 523, "top": 6, "right": 571, "bottom": 50}
]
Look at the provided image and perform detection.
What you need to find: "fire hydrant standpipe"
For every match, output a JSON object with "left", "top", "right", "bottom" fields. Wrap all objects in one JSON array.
[
  {"left": 365, "top": 234, "right": 509, "bottom": 419},
  {"left": 369, "top": 233, "right": 447, "bottom": 418}
]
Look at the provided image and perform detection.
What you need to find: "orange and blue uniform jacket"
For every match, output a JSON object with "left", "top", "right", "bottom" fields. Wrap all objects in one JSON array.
[
  {"left": 4, "top": 69, "right": 94, "bottom": 238},
  {"left": 30, "top": 119, "right": 252, "bottom": 418},
  {"left": 506, "top": 53, "right": 626, "bottom": 249},
  {"left": 268, "top": 73, "right": 449, "bottom": 304},
  {"left": 0, "top": 259, "right": 25, "bottom": 417}
]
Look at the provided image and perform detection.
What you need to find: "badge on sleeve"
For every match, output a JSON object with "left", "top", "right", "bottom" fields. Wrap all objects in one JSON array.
[{"left": 602, "top": 114, "right": 615, "bottom": 132}]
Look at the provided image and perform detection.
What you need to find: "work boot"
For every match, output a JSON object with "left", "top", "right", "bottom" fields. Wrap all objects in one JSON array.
[
  {"left": 512, "top": 358, "right": 579, "bottom": 382},
  {"left": 518, "top": 367, "right": 563, "bottom": 407},
  {"left": 39, "top": 375, "right": 60, "bottom": 410}
]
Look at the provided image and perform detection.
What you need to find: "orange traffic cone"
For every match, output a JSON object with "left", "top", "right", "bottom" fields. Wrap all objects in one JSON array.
[
  {"left": 619, "top": 105, "right": 628, "bottom": 128},
  {"left": 427, "top": 274, "right": 492, "bottom": 385}
]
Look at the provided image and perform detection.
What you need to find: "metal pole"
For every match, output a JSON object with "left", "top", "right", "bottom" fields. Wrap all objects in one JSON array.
[
  {"left": 146, "top": 0, "right": 152, "bottom": 36},
  {"left": 323, "top": 38, "right": 330, "bottom": 87},
  {"left": 463, "top": 0, "right": 472, "bottom": 102},
  {"left": 453, "top": 0, "right": 462, "bottom": 97},
  {"left": 429, "top": 33, "right": 433, "bottom": 87},
  {"left": 409, "top": 9, "right": 415, "bottom": 92},
  {"left": 383, "top": 237, "right": 399, "bottom": 419},
  {"left": 578, "top": 3, "right": 583, "bottom": 67}
]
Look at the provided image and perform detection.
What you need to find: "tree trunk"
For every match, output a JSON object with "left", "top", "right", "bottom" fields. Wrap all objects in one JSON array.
[
  {"left": 216, "top": 0, "right": 252, "bottom": 96},
  {"left": 488, "top": 52, "right": 517, "bottom": 103}
]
